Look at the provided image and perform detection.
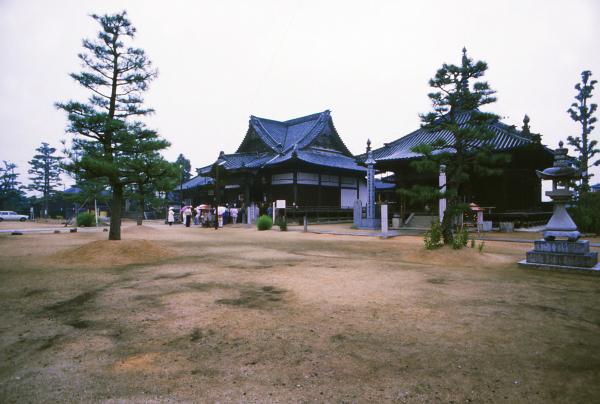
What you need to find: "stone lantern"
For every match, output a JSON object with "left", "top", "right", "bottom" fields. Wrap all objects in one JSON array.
[{"left": 519, "top": 142, "right": 599, "bottom": 272}]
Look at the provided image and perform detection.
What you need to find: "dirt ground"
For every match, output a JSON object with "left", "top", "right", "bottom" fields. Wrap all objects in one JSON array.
[{"left": 0, "top": 221, "right": 599, "bottom": 403}]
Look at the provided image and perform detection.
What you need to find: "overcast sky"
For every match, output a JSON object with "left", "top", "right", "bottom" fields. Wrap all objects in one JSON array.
[{"left": 1, "top": 0, "right": 599, "bottom": 189}]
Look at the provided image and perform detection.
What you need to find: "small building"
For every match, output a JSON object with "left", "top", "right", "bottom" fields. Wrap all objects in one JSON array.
[
  {"left": 368, "top": 111, "right": 554, "bottom": 215},
  {"left": 185, "top": 110, "right": 367, "bottom": 213}
]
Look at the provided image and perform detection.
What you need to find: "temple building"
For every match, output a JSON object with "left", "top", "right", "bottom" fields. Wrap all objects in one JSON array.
[
  {"left": 182, "top": 110, "right": 367, "bottom": 212},
  {"left": 368, "top": 111, "right": 554, "bottom": 215}
]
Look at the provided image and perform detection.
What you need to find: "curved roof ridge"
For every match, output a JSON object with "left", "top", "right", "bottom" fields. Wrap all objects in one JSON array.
[
  {"left": 367, "top": 109, "right": 546, "bottom": 162},
  {"left": 285, "top": 112, "right": 329, "bottom": 152},
  {"left": 250, "top": 116, "right": 281, "bottom": 150},
  {"left": 283, "top": 110, "right": 330, "bottom": 126}
]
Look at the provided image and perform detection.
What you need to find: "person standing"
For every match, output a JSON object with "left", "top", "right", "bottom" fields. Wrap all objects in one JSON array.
[
  {"left": 167, "top": 208, "right": 175, "bottom": 226},
  {"left": 184, "top": 206, "right": 192, "bottom": 227},
  {"left": 223, "top": 205, "right": 229, "bottom": 226},
  {"left": 194, "top": 206, "right": 201, "bottom": 225},
  {"left": 230, "top": 205, "right": 238, "bottom": 224}
]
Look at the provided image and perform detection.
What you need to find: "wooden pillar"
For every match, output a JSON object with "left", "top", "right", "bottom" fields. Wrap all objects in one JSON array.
[
  {"left": 318, "top": 173, "right": 322, "bottom": 207},
  {"left": 317, "top": 173, "right": 322, "bottom": 221},
  {"left": 293, "top": 171, "right": 298, "bottom": 206},
  {"left": 244, "top": 182, "right": 250, "bottom": 205}
]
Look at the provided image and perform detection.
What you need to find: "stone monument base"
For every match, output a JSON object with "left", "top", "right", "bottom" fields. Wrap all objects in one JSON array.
[
  {"left": 518, "top": 260, "right": 600, "bottom": 274},
  {"left": 519, "top": 239, "right": 599, "bottom": 274},
  {"left": 355, "top": 218, "right": 381, "bottom": 230}
]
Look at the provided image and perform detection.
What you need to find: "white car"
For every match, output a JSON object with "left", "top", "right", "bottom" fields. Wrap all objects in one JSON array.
[{"left": 0, "top": 211, "right": 28, "bottom": 222}]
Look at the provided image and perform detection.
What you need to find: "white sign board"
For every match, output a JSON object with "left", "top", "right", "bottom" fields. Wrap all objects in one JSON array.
[{"left": 276, "top": 199, "right": 286, "bottom": 209}]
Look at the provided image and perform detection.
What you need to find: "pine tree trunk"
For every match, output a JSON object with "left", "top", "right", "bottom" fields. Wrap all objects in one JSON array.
[
  {"left": 581, "top": 112, "right": 589, "bottom": 194},
  {"left": 137, "top": 195, "right": 144, "bottom": 226},
  {"left": 109, "top": 184, "right": 123, "bottom": 240},
  {"left": 441, "top": 199, "right": 455, "bottom": 245},
  {"left": 43, "top": 192, "right": 49, "bottom": 219}
]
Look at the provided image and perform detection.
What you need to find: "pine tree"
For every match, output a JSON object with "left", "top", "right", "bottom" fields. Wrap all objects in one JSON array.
[
  {"left": 128, "top": 149, "right": 178, "bottom": 225},
  {"left": 27, "top": 142, "right": 62, "bottom": 218},
  {"left": 521, "top": 114, "right": 542, "bottom": 144},
  {"left": 0, "top": 161, "right": 27, "bottom": 211},
  {"left": 410, "top": 48, "right": 508, "bottom": 244},
  {"left": 566, "top": 70, "right": 598, "bottom": 194},
  {"left": 175, "top": 154, "right": 192, "bottom": 182},
  {"left": 57, "top": 11, "right": 168, "bottom": 240}
]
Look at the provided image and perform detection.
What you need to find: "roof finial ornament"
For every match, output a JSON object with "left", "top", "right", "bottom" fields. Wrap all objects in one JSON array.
[
  {"left": 366, "top": 138, "right": 371, "bottom": 153},
  {"left": 522, "top": 114, "right": 531, "bottom": 134}
]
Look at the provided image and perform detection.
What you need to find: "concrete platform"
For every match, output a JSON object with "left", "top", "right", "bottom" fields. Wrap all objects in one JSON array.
[{"left": 518, "top": 260, "right": 600, "bottom": 275}]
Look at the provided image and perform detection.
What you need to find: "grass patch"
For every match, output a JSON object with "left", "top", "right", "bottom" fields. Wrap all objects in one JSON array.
[
  {"left": 45, "top": 290, "right": 98, "bottom": 315},
  {"left": 191, "top": 367, "right": 220, "bottom": 377},
  {"left": 38, "top": 334, "right": 61, "bottom": 351},
  {"left": 22, "top": 288, "right": 46, "bottom": 297},
  {"left": 190, "top": 327, "right": 215, "bottom": 342},
  {"left": 187, "top": 282, "right": 234, "bottom": 292},
  {"left": 43, "top": 289, "right": 101, "bottom": 329},
  {"left": 66, "top": 319, "right": 92, "bottom": 329},
  {"left": 426, "top": 278, "right": 447, "bottom": 285},
  {"left": 330, "top": 334, "right": 347, "bottom": 343},
  {"left": 215, "top": 285, "right": 286, "bottom": 309},
  {"left": 153, "top": 272, "right": 193, "bottom": 280}
]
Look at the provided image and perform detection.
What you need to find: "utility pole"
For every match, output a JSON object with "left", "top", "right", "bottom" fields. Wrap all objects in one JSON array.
[
  {"left": 179, "top": 164, "right": 183, "bottom": 207},
  {"left": 214, "top": 162, "right": 220, "bottom": 230}
]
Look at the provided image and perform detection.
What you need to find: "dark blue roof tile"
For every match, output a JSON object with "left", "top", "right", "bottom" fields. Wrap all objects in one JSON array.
[
  {"left": 369, "top": 110, "right": 540, "bottom": 162},
  {"left": 181, "top": 175, "right": 214, "bottom": 190}
]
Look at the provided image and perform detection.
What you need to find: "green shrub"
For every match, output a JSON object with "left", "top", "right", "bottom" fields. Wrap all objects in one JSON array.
[
  {"left": 570, "top": 192, "right": 600, "bottom": 234},
  {"left": 478, "top": 240, "right": 486, "bottom": 253},
  {"left": 275, "top": 217, "right": 288, "bottom": 231},
  {"left": 424, "top": 221, "right": 443, "bottom": 250},
  {"left": 256, "top": 215, "right": 273, "bottom": 231},
  {"left": 452, "top": 227, "right": 469, "bottom": 250},
  {"left": 470, "top": 238, "right": 475, "bottom": 248},
  {"left": 77, "top": 212, "right": 96, "bottom": 227}
]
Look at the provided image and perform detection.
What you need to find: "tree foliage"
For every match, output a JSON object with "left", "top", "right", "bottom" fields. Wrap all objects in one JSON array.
[
  {"left": 57, "top": 11, "right": 168, "bottom": 240},
  {"left": 0, "top": 161, "right": 28, "bottom": 211},
  {"left": 128, "top": 152, "right": 179, "bottom": 225},
  {"left": 406, "top": 48, "right": 509, "bottom": 244},
  {"left": 521, "top": 114, "right": 542, "bottom": 144},
  {"left": 27, "top": 142, "right": 62, "bottom": 218},
  {"left": 566, "top": 70, "right": 598, "bottom": 194},
  {"left": 175, "top": 154, "right": 192, "bottom": 182}
]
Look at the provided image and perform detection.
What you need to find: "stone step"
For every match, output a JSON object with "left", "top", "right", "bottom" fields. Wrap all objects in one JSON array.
[
  {"left": 526, "top": 250, "right": 598, "bottom": 268},
  {"left": 406, "top": 215, "right": 438, "bottom": 228},
  {"left": 533, "top": 240, "right": 591, "bottom": 254}
]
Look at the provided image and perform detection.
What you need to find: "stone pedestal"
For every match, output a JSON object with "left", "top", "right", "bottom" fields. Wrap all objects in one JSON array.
[{"left": 519, "top": 240, "right": 600, "bottom": 273}]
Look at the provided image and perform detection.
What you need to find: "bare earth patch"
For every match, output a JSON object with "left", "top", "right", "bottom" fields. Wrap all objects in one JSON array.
[
  {"left": 0, "top": 222, "right": 598, "bottom": 402},
  {"left": 46, "top": 239, "right": 176, "bottom": 268}
]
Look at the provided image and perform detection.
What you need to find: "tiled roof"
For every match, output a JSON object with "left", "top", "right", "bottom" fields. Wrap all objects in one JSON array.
[
  {"left": 181, "top": 175, "right": 213, "bottom": 190},
  {"left": 375, "top": 180, "right": 395, "bottom": 190},
  {"left": 369, "top": 110, "right": 539, "bottom": 162},
  {"left": 196, "top": 164, "right": 213, "bottom": 175},
  {"left": 249, "top": 111, "right": 332, "bottom": 154},
  {"left": 217, "top": 147, "right": 365, "bottom": 173},
  {"left": 196, "top": 110, "right": 364, "bottom": 175},
  {"left": 295, "top": 149, "right": 365, "bottom": 172}
]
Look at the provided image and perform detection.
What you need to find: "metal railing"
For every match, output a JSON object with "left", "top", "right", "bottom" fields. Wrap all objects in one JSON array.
[{"left": 286, "top": 206, "right": 354, "bottom": 224}]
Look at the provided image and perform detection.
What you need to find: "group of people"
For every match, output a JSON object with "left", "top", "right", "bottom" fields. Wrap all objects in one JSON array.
[{"left": 167, "top": 204, "right": 240, "bottom": 228}]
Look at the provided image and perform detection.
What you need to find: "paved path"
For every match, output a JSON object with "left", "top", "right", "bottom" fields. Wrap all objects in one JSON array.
[
  {"left": 290, "top": 225, "right": 600, "bottom": 247},
  {"left": 0, "top": 227, "right": 105, "bottom": 234}
]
